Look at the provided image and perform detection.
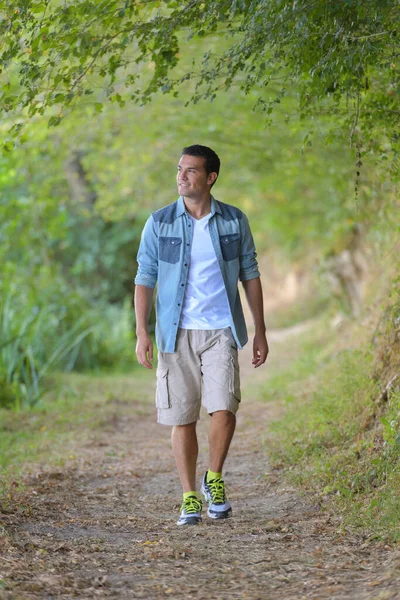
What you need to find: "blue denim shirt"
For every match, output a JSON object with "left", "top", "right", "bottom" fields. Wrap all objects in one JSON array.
[{"left": 134, "top": 196, "right": 260, "bottom": 353}]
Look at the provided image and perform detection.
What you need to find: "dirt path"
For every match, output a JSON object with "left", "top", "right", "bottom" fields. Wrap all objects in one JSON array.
[{"left": 2, "top": 332, "right": 400, "bottom": 599}]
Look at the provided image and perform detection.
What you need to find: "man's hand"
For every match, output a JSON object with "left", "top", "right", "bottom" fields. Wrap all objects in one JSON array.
[
  {"left": 252, "top": 332, "right": 269, "bottom": 368},
  {"left": 136, "top": 334, "right": 154, "bottom": 369},
  {"left": 134, "top": 285, "right": 155, "bottom": 369},
  {"left": 241, "top": 277, "right": 268, "bottom": 368}
]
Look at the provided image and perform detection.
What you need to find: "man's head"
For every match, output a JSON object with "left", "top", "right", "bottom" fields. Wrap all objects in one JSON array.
[{"left": 177, "top": 145, "right": 220, "bottom": 199}]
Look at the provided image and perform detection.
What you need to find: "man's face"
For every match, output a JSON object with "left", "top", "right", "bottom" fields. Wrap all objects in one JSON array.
[{"left": 177, "top": 154, "right": 217, "bottom": 198}]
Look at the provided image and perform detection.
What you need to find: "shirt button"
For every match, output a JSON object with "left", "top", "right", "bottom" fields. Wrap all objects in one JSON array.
[
  {"left": 181, "top": 283, "right": 184, "bottom": 286},
  {"left": 178, "top": 303, "right": 181, "bottom": 306},
  {"left": 174, "top": 322, "right": 177, "bottom": 325},
  {"left": 187, "top": 243, "right": 190, "bottom": 246},
  {"left": 184, "top": 263, "right": 187, "bottom": 267}
]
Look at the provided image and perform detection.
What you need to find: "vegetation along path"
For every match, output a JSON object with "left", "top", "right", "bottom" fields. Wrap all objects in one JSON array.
[{"left": 1, "top": 327, "right": 400, "bottom": 599}]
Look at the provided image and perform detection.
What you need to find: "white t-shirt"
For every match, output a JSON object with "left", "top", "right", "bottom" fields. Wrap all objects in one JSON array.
[{"left": 179, "top": 213, "right": 231, "bottom": 330}]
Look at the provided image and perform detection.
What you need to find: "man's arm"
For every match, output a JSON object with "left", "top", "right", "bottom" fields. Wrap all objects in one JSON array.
[
  {"left": 134, "top": 284, "right": 155, "bottom": 369},
  {"left": 134, "top": 215, "right": 158, "bottom": 369},
  {"left": 238, "top": 212, "right": 269, "bottom": 367},
  {"left": 242, "top": 277, "right": 269, "bottom": 368}
]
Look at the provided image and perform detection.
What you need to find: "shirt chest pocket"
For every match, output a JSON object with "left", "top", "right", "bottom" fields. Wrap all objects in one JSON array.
[
  {"left": 159, "top": 236, "right": 182, "bottom": 264},
  {"left": 219, "top": 233, "right": 240, "bottom": 262}
]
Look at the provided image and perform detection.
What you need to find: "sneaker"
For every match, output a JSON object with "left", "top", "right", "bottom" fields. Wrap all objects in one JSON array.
[
  {"left": 201, "top": 472, "right": 232, "bottom": 519},
  {"left": 176, "top": 495, "right": 203, "bottom": 526}
]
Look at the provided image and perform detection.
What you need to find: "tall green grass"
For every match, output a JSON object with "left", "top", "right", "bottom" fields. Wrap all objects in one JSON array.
[
  {"left": 264, "top": 303, "right": 400, "bottom": 541},
  {"left": 0, "top": 293, "right": 136, "bottom": 410},
  {"left": 0, "top": 293, "right": 93, "bottom": 408}
]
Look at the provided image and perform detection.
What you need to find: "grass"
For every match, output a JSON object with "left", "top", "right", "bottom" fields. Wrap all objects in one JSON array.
[
  {"left": 263, "top": 298, "right": 400, "bottom": 542},
  {"left": 0, "top": 369, "right": 154, "bottom": 476}
]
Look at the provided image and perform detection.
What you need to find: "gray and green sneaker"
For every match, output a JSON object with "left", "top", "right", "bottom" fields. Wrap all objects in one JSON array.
[
  {"left": 176, "top": 494, "right": 203, "bottom": 526},
  {"left": 201, "top": 472, "right": 232, "bottom": 519}
]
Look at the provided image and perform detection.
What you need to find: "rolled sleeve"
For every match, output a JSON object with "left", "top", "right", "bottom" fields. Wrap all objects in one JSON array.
[
  {"left": 239, "top": 213, "right": 261, "bottom": 282},
  {"left": 134, "top": 216, "right": 159, "bottom": 289}
]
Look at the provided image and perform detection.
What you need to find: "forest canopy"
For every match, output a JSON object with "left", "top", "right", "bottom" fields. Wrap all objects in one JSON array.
[{"left": 0, "top": 0, "right": 399, "bottom": 163}]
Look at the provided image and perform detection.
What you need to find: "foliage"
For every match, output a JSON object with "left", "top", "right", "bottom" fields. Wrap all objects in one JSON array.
[
  {"left": 265, "top": 256, "right": 400, "bottom": 541},
  {"left": 0, "top": 292, "right": 93, "bottom": 408},
  {"left": 0, "top": 140, "right": 139, "bottom": 409},
  {"left": 1, "top": 2, "right": 397, "bottom": 254},
  {"left": 0, "top": 134, "right": 140, "bottom": 304},
  {"left": 0, "top": 285, "right": 137, "bottom": 410},
  {"left": 2, "top": 76, "right": 380, "bottom": 254},
  {"left": 0, "top": 0, "right": 399, "bottom": 162}
]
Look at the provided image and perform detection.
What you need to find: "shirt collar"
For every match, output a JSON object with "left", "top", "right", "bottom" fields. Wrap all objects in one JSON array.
[{"left": 177, "top": 195, "right": 222, "bottom": 217}]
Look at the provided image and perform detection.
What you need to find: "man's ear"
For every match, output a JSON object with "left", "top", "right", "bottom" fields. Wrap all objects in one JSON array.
[{"left": 208, "top": 172, "right": 218, "bottom": 186}]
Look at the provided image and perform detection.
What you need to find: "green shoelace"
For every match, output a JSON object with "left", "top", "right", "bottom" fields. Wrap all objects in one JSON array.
[
  {"left": 207, "top": 478, "right": 226, "bottom": 504},
  {"left": 182, "top": 495, "right": 202, "bottom": 514}
]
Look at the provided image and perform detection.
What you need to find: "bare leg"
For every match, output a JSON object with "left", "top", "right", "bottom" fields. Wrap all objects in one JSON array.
[
  {"left": 171, "top": 422, "right": 198, "bottom": 493},
  {"left": 208, "top": 410, "right": 236, "bottom": 473}
]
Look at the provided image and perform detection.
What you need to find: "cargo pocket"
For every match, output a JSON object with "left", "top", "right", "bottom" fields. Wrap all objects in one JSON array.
[
  {"left": 156, "top": 367, "right": 170, "bottom": 408},
  {"left": 220, "top": 233, "right": 240, "bottom": 262},
  {"left": 230, "top": 354, "right": 241, "bottom": 402},
  {"left": 159, "top": 237, "right": 182, "bottom": 264}
]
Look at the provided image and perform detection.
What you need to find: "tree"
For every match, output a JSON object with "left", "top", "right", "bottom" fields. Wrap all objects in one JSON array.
[{"left": 0, "top": 0, "right": 398, "bottom": 162}]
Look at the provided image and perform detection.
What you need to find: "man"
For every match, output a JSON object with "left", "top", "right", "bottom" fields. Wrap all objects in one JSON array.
[{"left": 134, "top": 144, "right": 269, "bottom": 526}]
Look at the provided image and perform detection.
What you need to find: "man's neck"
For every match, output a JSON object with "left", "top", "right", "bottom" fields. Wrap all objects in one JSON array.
[{"left": 183, "top": 194, "right": 212, "bottom": 220}]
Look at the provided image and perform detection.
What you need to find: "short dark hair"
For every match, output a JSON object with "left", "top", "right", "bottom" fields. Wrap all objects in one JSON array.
[{"left": 182, "top": 144, "right": 220, "bottom": 176}]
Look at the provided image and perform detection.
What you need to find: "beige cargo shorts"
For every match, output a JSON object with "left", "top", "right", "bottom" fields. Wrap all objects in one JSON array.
[{"left": 155, "top": 327, "right": 241, "bottom": 426}]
